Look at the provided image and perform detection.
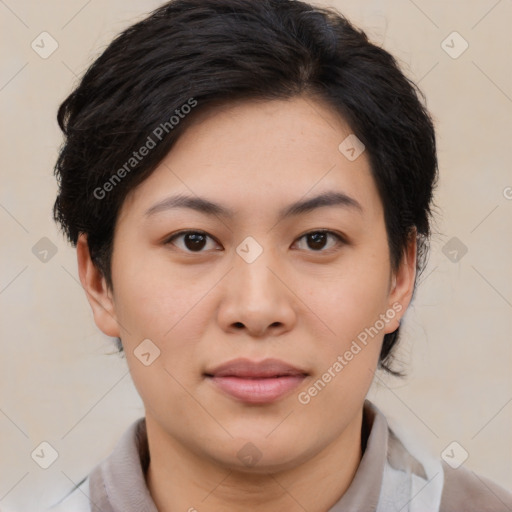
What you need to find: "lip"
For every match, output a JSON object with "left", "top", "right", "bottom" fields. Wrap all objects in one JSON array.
[{"left": 204, "top": 358, "right": 308, "bottom": 404}]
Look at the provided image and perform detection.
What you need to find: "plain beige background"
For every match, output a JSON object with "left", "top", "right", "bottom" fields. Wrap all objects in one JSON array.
[{"left": 1, "top": 0, "right": 511, "bottom": 510}]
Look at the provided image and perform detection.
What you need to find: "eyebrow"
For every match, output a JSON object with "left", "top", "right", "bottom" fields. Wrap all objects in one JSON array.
[{"left": 144, "top": 191, "right": 363, "bottom": 220}]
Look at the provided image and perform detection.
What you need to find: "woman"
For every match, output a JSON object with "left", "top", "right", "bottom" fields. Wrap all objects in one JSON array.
[{"left": 49, "top": 0, "right": 512, "bottom": 510}]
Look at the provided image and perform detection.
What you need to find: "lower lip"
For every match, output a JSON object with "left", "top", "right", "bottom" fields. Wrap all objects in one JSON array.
[{"left": 208, "top": 375, "right": 306, "bottom": 404}]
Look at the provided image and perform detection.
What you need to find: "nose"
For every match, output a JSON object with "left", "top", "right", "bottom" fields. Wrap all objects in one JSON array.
[{"left": 216, "top": 246, "right": 297, "bottom": 338}]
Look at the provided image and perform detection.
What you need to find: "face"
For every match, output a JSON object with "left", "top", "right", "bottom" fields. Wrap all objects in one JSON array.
[{"left": 78, "top": 95, "right": 416, "bottom": 472}]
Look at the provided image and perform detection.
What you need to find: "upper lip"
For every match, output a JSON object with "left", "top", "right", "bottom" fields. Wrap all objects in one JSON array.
[{"left": 205, "top": 358, "right": 308, "bottom": 378}]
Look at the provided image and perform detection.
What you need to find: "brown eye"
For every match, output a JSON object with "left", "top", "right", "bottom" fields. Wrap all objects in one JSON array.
[
  {"left": 165, "top": 231, "right": 219, "bottom": 252},
  {"left": 295, "top": 230, "right": 345, "bottom": 252}
]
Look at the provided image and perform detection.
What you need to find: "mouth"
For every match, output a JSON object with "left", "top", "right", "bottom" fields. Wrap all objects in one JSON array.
[{"left": 204, "top": 358, "right": 309, "bottom": 404}]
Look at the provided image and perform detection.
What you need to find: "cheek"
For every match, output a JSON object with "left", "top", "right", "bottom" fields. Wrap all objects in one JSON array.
[
  {"left": 112, "top": 254, "right": 214, "bottom": 388},
  {"left": 111, "top": 250, "right": 197, "bottom": 338},
  {"left": 116, "top": 271, "right": 207, "bottom": 415},
  {"left": 301, "top": 256, "right": 391, "bottom": 341},
  {"left": 297, "top": 267, "right": 388, "bottom": 412}
]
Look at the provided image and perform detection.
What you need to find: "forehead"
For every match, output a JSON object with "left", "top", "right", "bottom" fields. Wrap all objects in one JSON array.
[{"left": 118, "top": 95, "right": 383, "bottom": 224}]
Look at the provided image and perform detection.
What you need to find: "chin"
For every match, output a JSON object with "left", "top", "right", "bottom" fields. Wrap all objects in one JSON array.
[{"left": 205, "top": 435, "right": 312, "bottom": 474}]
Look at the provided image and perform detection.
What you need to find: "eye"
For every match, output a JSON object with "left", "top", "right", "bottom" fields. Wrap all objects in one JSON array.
[
  {"left": 164, "top": 229, "right": 346, "bottom": 254},
  {"left": 293, "top": 230, "right": 345, "bottom": 252},
  {"left": 164, "top": 230, "right": 220, "bottom": 253}
]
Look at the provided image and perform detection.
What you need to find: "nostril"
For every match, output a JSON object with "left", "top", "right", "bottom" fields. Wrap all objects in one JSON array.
[{"left": 234, "top": 322, "right": 244, "bottom": 329}]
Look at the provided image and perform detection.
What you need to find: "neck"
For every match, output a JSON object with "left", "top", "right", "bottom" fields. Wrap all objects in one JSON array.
[{"left": 145, "top": 408, "right": 364, "bottom": 512}]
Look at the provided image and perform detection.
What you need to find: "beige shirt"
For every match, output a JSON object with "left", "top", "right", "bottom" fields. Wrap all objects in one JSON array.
[{"left": 48, "top": 400, "right": 512, "bottom": 511}]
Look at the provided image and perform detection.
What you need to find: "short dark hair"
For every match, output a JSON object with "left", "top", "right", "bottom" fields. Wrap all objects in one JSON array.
[{"left": 53, "top": 0, "right": 438, "bottom": 375}]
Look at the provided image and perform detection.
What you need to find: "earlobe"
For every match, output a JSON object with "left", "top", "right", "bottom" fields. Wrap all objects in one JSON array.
[{"left": 76, "top": 234, "right": 121, "bottom": 338}]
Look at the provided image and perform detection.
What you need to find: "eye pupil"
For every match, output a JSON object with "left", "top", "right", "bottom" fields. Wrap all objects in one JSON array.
[
  {"left": 308, "top": 232, "right": 327, "bottom": 250},
  {"left": 185, "top": 233, "right": 206, "bottom": 251}
]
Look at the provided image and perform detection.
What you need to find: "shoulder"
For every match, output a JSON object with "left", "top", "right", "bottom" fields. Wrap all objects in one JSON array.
[
  {"left": 380, "top": 405, "right": 512, "bottom": 512},
  {"left": 45, "top": 477, "right": 91, "bottom": 512},
  {"left": 439, "top": 462, "right": 512, "bottom": 512}
]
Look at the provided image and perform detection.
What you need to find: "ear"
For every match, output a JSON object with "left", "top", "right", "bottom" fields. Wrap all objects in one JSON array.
[
  {"left": 383, "top": 228, "right": 417, "bottom": 333},
  {"left": 76, "top": 234, "right": 121, "bottom": 338}
]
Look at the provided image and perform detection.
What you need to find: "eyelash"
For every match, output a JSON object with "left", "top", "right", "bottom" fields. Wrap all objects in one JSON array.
[{"left": 163, "top": 229, "right": 346, "bottom": 254}]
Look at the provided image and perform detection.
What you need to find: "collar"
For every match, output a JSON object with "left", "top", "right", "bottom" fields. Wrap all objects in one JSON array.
[{"left": 88, "top": 400, "right": 443, "bottom": 512}]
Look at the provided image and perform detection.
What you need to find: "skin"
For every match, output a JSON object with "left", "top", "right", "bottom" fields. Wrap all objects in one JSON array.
[{"left": 77, "top": 95, "right": 416, "bottom": 512}]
